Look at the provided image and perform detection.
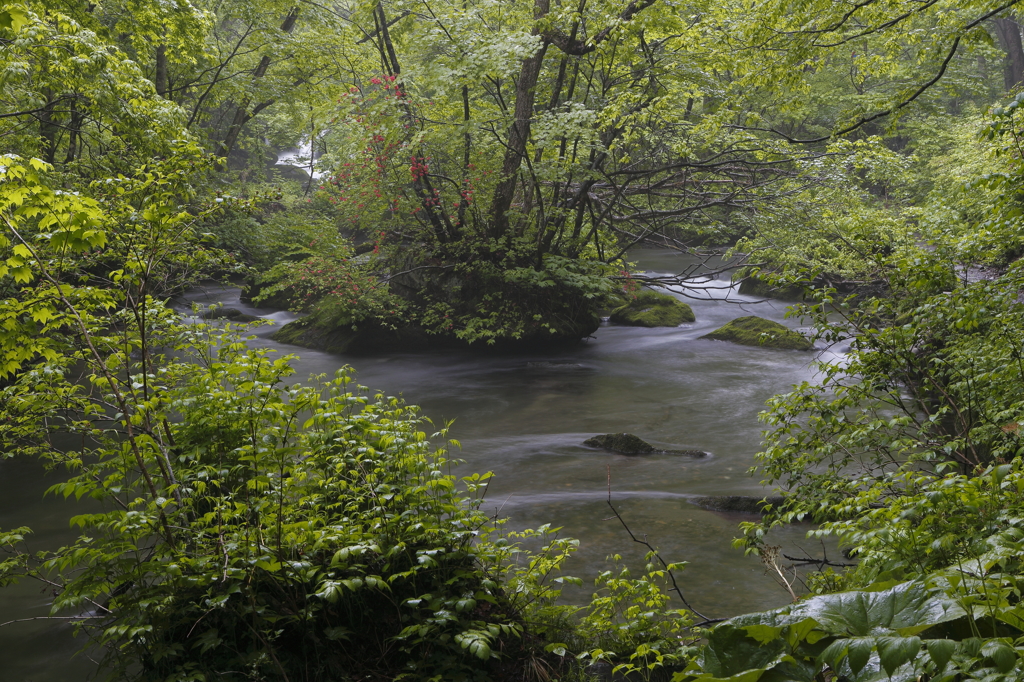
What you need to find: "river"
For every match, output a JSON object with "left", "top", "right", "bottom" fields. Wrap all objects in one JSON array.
[{"left": 0, "top": 249, "right": 840, "bottom": 679}]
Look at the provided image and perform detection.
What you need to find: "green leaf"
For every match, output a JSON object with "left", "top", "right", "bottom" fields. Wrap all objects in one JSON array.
[
  {"left": 0, "top": 7, "right": 29, "bottom": 32},
  {"left": 926, "top": 639, "right": 955, "bottom": 671},
  {"left": 791, "top": 582, "right": 964, "bottom": 637},
  {"left": 876, "top": 636, "right": 920, "bottom": 677}
]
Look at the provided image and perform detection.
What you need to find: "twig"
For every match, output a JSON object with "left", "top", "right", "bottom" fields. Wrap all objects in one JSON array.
[
  {"left": 0, "top": 615, "right": 101, "bottom": 628},
  {"left": 761, "top": 545, "right": 798, "bottom": 602},
  {"left": 605, "top": 465, "right": 710, "bottom": 621}
]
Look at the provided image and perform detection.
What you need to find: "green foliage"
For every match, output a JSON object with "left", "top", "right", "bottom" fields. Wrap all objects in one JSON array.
[{"left": 0, "top": 2, "right": 193, "bottom": 171}]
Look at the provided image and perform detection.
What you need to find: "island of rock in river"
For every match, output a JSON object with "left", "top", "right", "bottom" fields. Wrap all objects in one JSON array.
[
  {"left": 609, "top": 290, "right": 695, "bottom": 327},
  {"left": 701, "top": 316, "right": 812, "bottom": 350}
]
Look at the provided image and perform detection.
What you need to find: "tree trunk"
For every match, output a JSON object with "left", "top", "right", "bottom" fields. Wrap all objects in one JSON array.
[
  {"left": 64, "top": 99, "right": 84, "bottom": 164},
  {"left": 38, "top": 91, "right": 60, "bottom": 165},
  {"left": 488, "top": 0, "right": 550, "bottom": 239},
  {"left": 155, "top": 44, "right": 168, "bottom": 97},
  {"left": 994, "top": 17, "right": 1024, "bottom": 91}
]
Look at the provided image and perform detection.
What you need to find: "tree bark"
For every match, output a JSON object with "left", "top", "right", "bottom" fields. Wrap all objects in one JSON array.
[
  {"left": 994, "top": 17, "right": 1024, "bottom": 91},
  {"left": 155, "top": 44, "right": 168, "bottom": 97},
  {"left": 488, "top": 0, "right": 550, "bottom": 239},
  {"left": 38, "top": 90, "right": 60, "bottom": 165},
  {"left": 64, "top": 99, "right": 84, "bottom": 164}
]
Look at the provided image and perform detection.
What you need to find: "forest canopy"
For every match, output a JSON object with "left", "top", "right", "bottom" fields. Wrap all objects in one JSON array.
[{"left": 5, "top": 0, "right": 1024, "bottom": 680}]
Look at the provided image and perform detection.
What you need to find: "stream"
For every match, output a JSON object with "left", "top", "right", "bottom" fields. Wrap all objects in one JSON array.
[{"left": 0, "top": 249, "right": 842, "bottom": 680}]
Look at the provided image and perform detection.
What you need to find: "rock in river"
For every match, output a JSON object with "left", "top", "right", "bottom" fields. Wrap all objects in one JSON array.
[
  {"left": 201, "top": 307, "right": 263, "bottom": 323},
  {"left": 583, "top": 433, "right": 706, "bottom": 457},
  {"left": 691, "top": 495, "right": 784, "bottom": 514},
  {"left": 701, "top": 316, "right": 812, "bottom": 350},
  {"left": 609, "top": 290, "right": 695, "bottom": 327}
]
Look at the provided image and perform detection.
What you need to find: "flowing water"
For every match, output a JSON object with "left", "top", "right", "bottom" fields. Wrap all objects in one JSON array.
[{"left": 0, "top": 249, "right": 842, "bottom": 679}]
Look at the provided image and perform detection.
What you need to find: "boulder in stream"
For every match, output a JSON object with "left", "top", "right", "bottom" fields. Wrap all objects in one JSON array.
[
  {"left": 583, "top": 433, "right": 707, "bottom": 457},
  {"left": 584, "top": 433, "right": 655, "bottom": 454},
  {"left": 201, "top": 307, "right": 263, "bottom": 323},
  {"left": 691, "top": 495, "right": 784, "bottom": 514},
  {"left": 609, "top": 290, "right": 695, "bottom": 327},
  {"left": 701, "top": 316, "right": 812, "bottom": 350}
]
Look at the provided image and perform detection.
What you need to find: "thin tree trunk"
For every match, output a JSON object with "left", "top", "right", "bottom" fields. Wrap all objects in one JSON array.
[
  {"left": 488, "top": 0, "right": 551, "bottom": 240},
  {"left": 38, "top": 91, "right": 60, "bottom": 165},
  {"left": 995, "top": 17, "right": 1024, "bottom": 90},
  {"left": 64, "top": 99, "right": 84, "bottom": 164},
  {"left": 155, "top": 43, "right": 168, "bottom": 97}
]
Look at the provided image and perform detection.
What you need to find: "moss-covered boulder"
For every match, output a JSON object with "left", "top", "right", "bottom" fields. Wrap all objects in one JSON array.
[
  {"left": 584, "top": 433, "right": 655, "bottom": 454},
  {"left": 690, "top": 495, "right": 784, "bottom": 514},
  {"left": 272, "top": 316, "right": 363, "bottom": 353},
  {"left": 702, "top": 316, "right": 812, "bottom": 350},
  {"left": 201, "top": 307, "right": 262, "bottom": 323},
  {"left": 583, "top": 433, "right": 707, "bottom": 457},
  {"left": 609, "top": 290, "right": 695, "bottom": 327}
]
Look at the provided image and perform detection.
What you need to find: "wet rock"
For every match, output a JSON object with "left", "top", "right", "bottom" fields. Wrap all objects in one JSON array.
[
  {"left": 584, "top": 433, "right": 655, "bottom": 454},
  {"left": 583, "top": 433, "right": 707, "bottom": 457},
  {"left": 691, "top": 495, "right": 784, "bottom": 514},
  {"left": 701, "top": 316, "right": 812, "bottom": 350},
  {"left": 609, "top": 290, "right": 695, "bottom": 327},
  {"left": 201, "top": 308, "right": 262, "bottom": 323}
]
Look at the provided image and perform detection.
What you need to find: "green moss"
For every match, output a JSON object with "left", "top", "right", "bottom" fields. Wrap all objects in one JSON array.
[
  {"left": 609, "top": 289, "right": 695, "bottom": 327},
  {"left": 702, "top": 316, "right": 812, "bottom": 350}
]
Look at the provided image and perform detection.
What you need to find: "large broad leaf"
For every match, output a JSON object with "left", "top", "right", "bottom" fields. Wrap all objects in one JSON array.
[
  {"left": 698, "top": 622, "right": 788, "bottom": 678},
  {"left": 789, "top": 581, "right": 965, "bottom": 637}
]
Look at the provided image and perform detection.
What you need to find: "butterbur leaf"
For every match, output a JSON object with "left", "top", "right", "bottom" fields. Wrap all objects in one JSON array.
[{"left": 791, "top": 581, "right": 963, "bottom": 637}]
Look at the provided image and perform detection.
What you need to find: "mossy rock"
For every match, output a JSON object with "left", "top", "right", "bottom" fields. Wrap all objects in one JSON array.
[
  {"left": 609, "top": 290, "right": 695, "bottom": 327},
  {"left": 201, "top": 307, "right": 262, "bottom": 323},
  {"left": 271, "top": 314, "right": 368, "bottom": 354},
  {"left": 702, "top": 316, "right": 812, "bottom": 350},
  {"left": 690, "top": 495, "right": 784, "bottom": 514},
  {"left": 584, "top": 433, "right": 655, "bottom": 454},
  {"left": 583, "top": 433, "right": 708, "bottom": 458}
]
